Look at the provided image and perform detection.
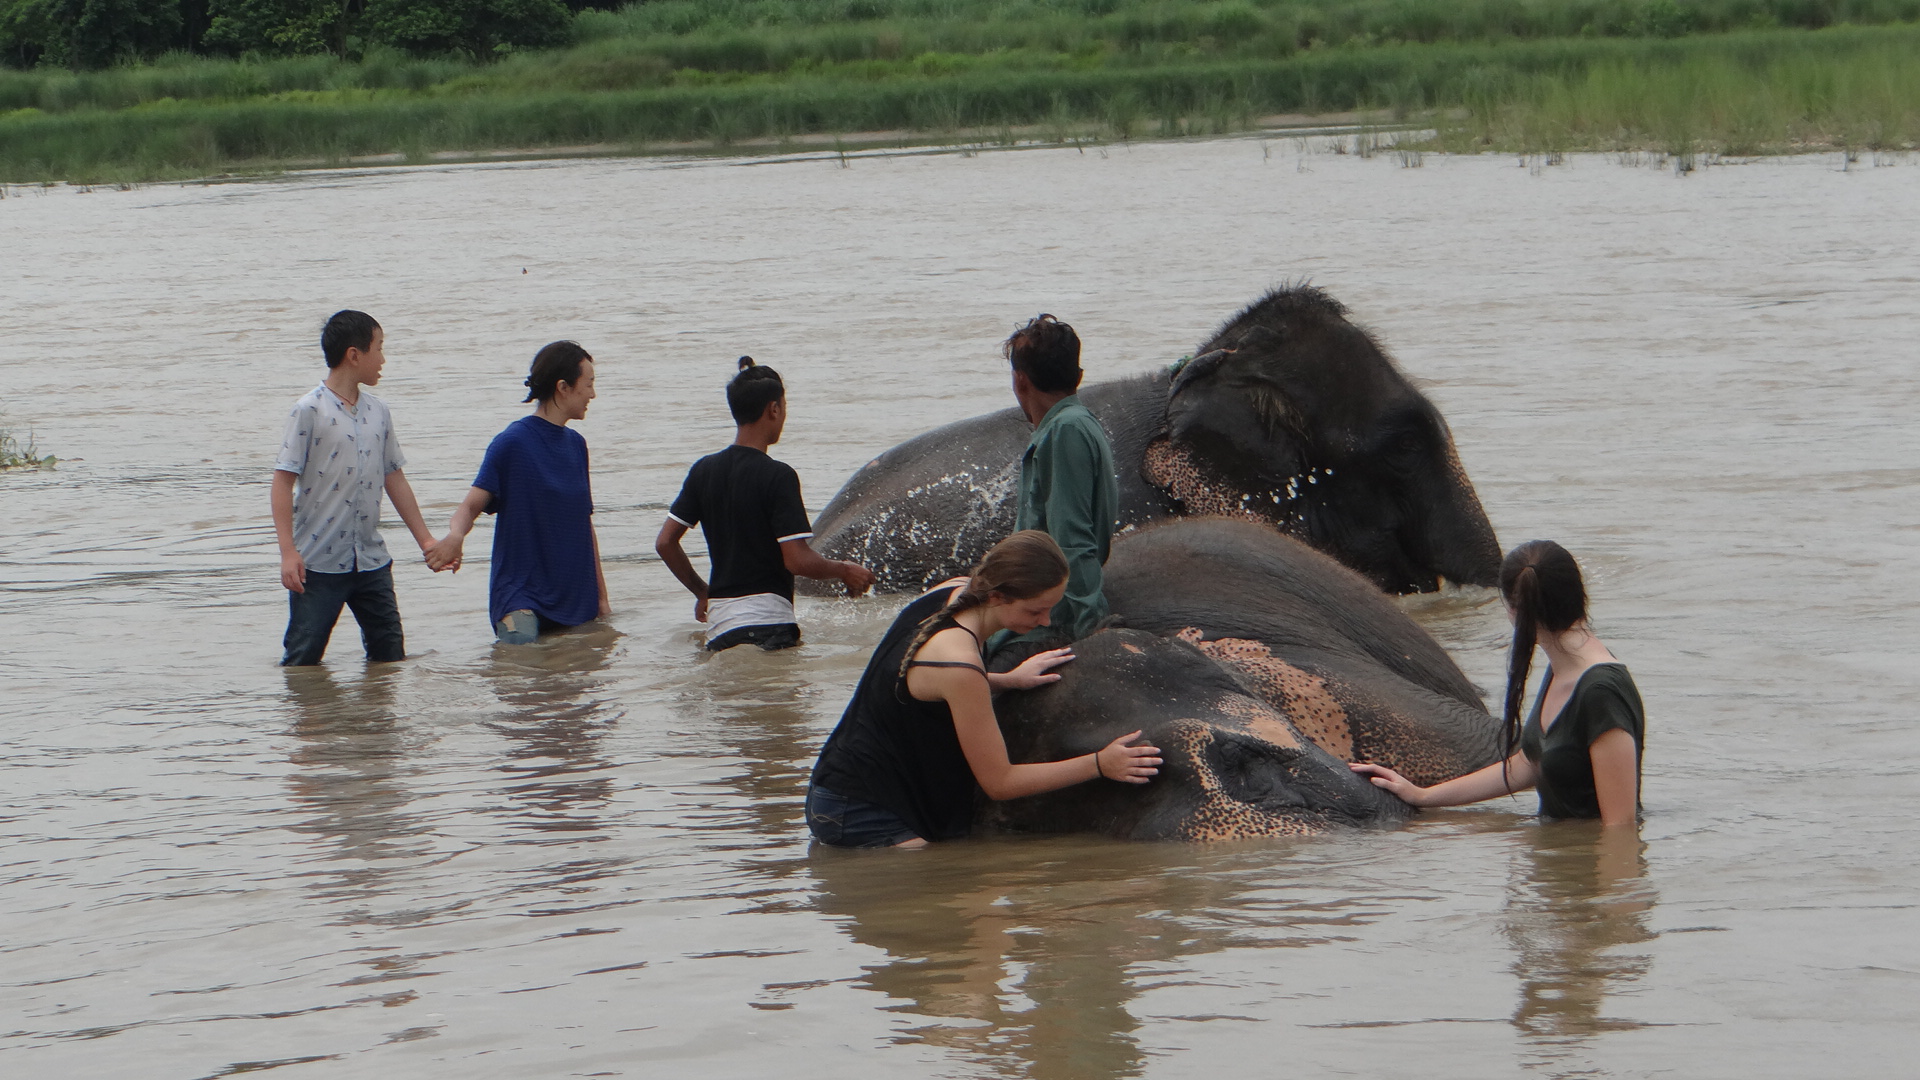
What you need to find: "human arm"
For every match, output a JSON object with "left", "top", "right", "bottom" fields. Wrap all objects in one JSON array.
[
  {"left": 1590, "top": 727, "right": 1639, "bottom": 827},
  {"left": 424, "top": 486, "right": 493, "bottom": 572},
  {"left": 1349, "top": 751, "right": 1540, "bottom": 808},
  {"left": 270, "top": 469, "right": 305, "bottom": 593},
  {"left": 781, "top": 538, "right": 875, "bottom": 597},
  {"left": 382, "top": 469, "right": 438, "bottom": 562},
  {"left": 592, "top": 521, "right": 611, "bottom": 619},
  {"left": 654, "top": 518, "right": 709, "bottom": 621},
  {"left": 908, "top": 631, "right": 1160, "bottom": 800}
]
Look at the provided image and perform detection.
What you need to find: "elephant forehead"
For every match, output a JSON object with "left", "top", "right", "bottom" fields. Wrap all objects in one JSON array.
[
  {"left": 1210, "top": 693, "right": 1303, "bottom": 751},
  {"left": 1143, "top": 437, "right": 1316, "bottom": 531},
  {"left": 1182, "top": 631, "right": 1355, "bottom": 763}
]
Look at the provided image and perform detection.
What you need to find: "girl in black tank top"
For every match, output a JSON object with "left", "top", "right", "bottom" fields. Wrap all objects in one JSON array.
[{"left": 807, "top": 531, "right": 1164, "bottom": 848}]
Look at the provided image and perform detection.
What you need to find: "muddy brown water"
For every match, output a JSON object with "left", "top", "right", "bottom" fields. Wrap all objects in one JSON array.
[{"left": 2, "top": 141, "right": 1917, "bottom": 1079}]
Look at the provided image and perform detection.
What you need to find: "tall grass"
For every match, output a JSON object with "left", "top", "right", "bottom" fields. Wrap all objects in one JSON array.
[
  {"left": 2, "top": 20, "right": 1915, "bottom": 180},
  {"left": 1431, "top": 33, "right": 1920, "bottom": 153},
  {"left": 0, "top": 420, "right": 56, "bottom": 470},
  {"left": 7, "top": 0, "right": 1920, "bottom": 112}
]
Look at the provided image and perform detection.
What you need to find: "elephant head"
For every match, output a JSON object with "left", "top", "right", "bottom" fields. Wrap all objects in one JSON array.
[
  {"left": 1146, "top": 285, "right": 1501, "bottom": 593},
  {"left": 1102, "top": 518, "right": 1505, "bottom": 787},
  {"left": 983, "top": 630, "right": 1408, "bottom": 841}
]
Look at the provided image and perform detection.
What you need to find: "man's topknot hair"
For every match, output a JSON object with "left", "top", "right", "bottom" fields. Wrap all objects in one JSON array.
[{"left": 727, "top": 355, "right": 786, "bottom": 424}]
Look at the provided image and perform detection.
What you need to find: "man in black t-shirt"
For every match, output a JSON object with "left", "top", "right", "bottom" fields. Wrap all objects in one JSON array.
[{"left": 656, "top": 358, "right": 876, "bottom": 651}]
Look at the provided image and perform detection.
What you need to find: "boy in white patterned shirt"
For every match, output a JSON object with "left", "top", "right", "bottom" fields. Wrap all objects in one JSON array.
[{"left": 271, "top": 310, "right": 438, "bottom": 666}]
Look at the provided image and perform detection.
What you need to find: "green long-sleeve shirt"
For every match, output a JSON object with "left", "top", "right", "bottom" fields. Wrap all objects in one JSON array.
[{"left": 1012, "top": 395, "right": 1119, "bottom": 642}]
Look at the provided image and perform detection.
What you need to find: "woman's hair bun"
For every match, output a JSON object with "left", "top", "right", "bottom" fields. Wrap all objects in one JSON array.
[{"left": 738, "top": 355, "right": 755, "bottom": 370}]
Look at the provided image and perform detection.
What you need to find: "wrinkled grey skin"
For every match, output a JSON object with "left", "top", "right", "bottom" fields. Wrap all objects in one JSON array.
[
  {"left": 1101, "top": 517, "right": 1504, "bottom": 787},
  {"left": 978, "top": 518, "right": 1502, "bottom": 841},
  {"left": 811, "top": 286, "right": 1500, "bottom": 596},
  {"left": 983, "top": 629, "right": 1410, "bottom": 841}
]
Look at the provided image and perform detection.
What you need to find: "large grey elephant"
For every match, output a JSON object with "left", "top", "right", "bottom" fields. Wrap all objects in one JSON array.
[
  {"left": 812, "top": 286, "right": 1501, "bottom": 596},
  {"left": 980, "top": 517, "right": 1503, "bottom": 840}
]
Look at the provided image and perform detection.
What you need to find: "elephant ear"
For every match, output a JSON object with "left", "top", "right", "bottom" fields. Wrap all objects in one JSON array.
[{"left": 1167, "top": 348, "right": 1233, "bottom": 399}]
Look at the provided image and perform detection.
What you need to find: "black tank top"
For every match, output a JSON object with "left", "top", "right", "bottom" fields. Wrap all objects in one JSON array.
[{"left": 810, "top": 586, "right": 986, "bottom": 842}]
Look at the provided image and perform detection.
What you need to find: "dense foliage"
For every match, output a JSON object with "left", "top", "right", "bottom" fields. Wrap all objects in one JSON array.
[
  {"left": 7, "top": 0, "right": 1920, "bottom": 69},
  {"left": 0, "top": 0, "right": 581, "bottom": 67},
  {"left": 2, "top": 0, "right": 1915, "bottom": 179}
]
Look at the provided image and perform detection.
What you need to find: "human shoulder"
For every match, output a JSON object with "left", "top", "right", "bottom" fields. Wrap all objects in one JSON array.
[
  {"left": 910, "top": 625, "right": 989, "bottom": 679},
  {"left": 1573, "top": 663, "right": 1644, "bottom": 737},
  {"left": 288, "top": 385, "right": 327, "bottom": 415},
  {"left": 1042, "top": 399, "right": 1111, "bottom": 450}
]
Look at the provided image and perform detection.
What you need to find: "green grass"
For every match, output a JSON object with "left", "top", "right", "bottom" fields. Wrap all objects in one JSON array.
[
  {"left": 2, "top": 1, "right": 1917, "bottom": 181},
  {"left": 0, "top": 421, "right": 55, "bottom": 470}
]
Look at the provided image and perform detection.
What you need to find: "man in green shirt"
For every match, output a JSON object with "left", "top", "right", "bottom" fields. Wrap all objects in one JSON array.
[{"left": 993, "top": 314, "right": 1119, "bottom": 660}]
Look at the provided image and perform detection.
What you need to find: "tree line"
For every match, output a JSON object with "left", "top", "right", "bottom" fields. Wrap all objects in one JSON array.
[{"left": 0, "top": 0, "right": 607, "bottom": 69}]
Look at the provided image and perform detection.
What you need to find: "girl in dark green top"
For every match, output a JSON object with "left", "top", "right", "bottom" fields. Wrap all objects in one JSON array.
[{"left": 1350, "top": 541, "right": 1645, "bottom": 826}]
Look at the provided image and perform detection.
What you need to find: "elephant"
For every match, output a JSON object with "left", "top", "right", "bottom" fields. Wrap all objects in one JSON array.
[
  {"left": 811, "top": 285, "right": 1501, "bottom": 596},
  {"left": 978, "top": 518, "right": 1503, "bottom": 840}
]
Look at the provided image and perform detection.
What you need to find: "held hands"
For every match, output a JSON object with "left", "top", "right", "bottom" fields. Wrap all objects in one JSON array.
[
  {"left": 423, "top": 534, "right": 463, "bottom": 573},
  {"left": 1348, "top": 762, "right": 1430, "bottom": 806},
  {"left": 1095, "top": 730, "right": 1162, "bottom": 784},
  {"left": 840, "top": 562, "right": 876, "bottom": 598},
  {"left": 997, "top": 647, "right": 1075, "bottom": 690},
  {"left": 280, "top": 551, "right": 307, "bottom": 594}
]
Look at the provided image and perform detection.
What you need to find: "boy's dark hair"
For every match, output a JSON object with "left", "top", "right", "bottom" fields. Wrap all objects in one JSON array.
[
  {"left": 321, "top": 310, "right": 381, "bottom": 369},
  {"left": 727, "top": 356, "right": 784, "bottom": 424},
  {"left": 1003, "top": 314, "right": 1082, "bottom": 393},
  {"left": 524, "top": 340, "right": 593, "bottom": 403}
]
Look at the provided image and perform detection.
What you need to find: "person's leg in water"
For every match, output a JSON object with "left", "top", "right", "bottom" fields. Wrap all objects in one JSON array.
[
  {"left": 707, "top": 623, "right": 801, "bottom": 652},
  {"left": 804, "top": 786, "right": 924, "bottom": 848},
  {"left": 495, "top": 609, "right": 568, "bottom": 645},
  {"left": 283, "top": 571, "right": 354, "bottom": 666},
  {"left": 344, "top": 563, "right": 406, "bottom": 662}
]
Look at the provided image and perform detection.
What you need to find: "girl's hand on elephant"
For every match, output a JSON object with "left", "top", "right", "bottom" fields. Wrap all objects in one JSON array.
[
  {"left": 1097, "top": 731, "right": 1162, "bottom": 784},
  {"left": 997, "top": 647, "right": 1075, "bottom": 690},
  {"left": 1349, "top": 762, "right": 1430, "bottom": 806}
]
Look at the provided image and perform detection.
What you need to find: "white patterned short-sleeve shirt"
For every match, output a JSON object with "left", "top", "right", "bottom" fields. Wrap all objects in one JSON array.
[{"left": 274, "top": 384, "right": 406, "bottom": 574}]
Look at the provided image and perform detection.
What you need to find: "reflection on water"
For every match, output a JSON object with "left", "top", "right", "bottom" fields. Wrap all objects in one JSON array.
[
  {"left": 284, "top": 667, "right": 435, "bottom": 917},
  {"left": 1505, "top": 824, "right": 1656, "bottom": 1049},
  {"left": 483, "top": 626, "right": 623, "bottom": 840}
]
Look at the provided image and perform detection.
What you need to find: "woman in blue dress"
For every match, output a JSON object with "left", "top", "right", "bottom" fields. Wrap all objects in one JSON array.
[
  {"left": 427, "top": 341, "right": 609, "bottom": 644},
  {"left": 1350, "top": 540, "right": 1646, "bottom": 826}
]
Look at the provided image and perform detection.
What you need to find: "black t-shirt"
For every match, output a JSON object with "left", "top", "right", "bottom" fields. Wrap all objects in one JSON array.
[
  {"left": 1519, "top": 663, "right": 1646, "bottom": 820},
  {"left": 811, "top": 586, "right": 980, "bottom": 842},
  {"left": 668, "top": 445, "right": 814, "bottom": 602}
]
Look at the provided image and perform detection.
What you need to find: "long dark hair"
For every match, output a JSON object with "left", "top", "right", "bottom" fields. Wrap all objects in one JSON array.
[
  {"left": 1499, "top": 540, "right": 1590, "bottom": 763},
  {"left": 897, "top": 530, "right": 1069, "bottom": 685},
  {"left": 524, "top": 340, "right": 592, "bottom": 403}
]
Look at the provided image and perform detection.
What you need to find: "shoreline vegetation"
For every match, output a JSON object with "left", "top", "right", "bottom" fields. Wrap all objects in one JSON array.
[
  {"left": 3, "top": 0, "right": 1918, "bottom": 183},
  {"left": 0, "top": 421, "right": 55, "bottom": 469}
]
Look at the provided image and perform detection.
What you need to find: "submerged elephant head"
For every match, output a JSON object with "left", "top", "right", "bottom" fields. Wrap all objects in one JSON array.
[
  {"left": 984, "top": 630, "right": 1408, "bottom": 841},
  {"left": 1103, "top": 518, "right": 1504, "bottom": 787},
  {"left": 1146, "top": 286, "right": 1501, "bottom": 592}
]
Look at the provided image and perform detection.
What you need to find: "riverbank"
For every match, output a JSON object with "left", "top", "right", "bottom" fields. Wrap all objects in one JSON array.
[{"left": 3, "top": 17, "right": 1916, "bottom": 182}]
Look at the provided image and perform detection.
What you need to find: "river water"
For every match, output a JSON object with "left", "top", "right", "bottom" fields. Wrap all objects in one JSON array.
[{"left": 2, "top": 139, "right": 1916, "bottom": 1079}]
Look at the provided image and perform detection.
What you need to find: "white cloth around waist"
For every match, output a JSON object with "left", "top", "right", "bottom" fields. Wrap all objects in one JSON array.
[{"left": 707, "top": 593, "right": 797, "bottom": 642}]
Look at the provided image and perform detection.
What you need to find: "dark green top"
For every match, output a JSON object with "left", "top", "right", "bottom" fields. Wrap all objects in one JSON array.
[
  {"left": 1519, "top": 662, "right": 1646, "bottom": 820},
  {"left": 1012, "top": 395, "right": 1119, "bottom": 642}
]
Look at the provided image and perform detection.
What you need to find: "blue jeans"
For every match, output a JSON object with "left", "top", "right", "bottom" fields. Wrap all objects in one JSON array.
[
  {"left": 805, "top": 785, "right": 921, "bottom": 848},
  {"left": 282, "top": 563, "right": 404, "bottom": 666}
]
